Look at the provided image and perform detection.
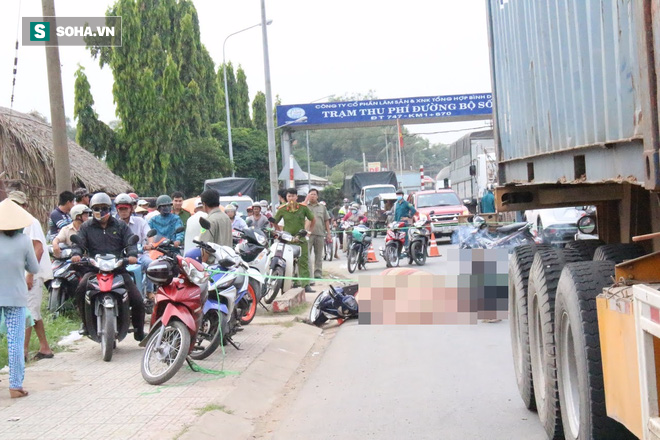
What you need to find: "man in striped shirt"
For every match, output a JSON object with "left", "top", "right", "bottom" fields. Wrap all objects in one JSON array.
[{"left": 47, "top": 191, "right": 75, "bottom": 242}]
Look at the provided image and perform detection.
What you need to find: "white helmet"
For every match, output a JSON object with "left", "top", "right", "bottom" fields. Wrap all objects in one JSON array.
[
  {"left": 90, "top": 192, "right": 112, "bottom": 208},
  {"left": 114, "top": 193, "right": 133, "bottom": 206},
  {"left": 70, "top": 204, "right": 91, "bottom": 220},
  {"left": 260, "top": 200, "right": 268, "bottom": 209},
  {"left": 224, "top": 204, "right": 236, "bottom": 212}
]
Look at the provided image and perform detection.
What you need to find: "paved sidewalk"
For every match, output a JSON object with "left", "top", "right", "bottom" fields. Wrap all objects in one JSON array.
[{"left": 0, "top": 318, "right": 293, "bottom": 440}]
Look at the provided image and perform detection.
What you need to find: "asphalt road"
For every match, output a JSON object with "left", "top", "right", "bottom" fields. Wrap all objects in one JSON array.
[{"left": 268, "top": 239, "right": 547, "bottom": 440}]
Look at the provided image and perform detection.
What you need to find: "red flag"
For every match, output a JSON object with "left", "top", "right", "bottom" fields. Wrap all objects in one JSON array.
[{"left": 397, "top": 119, "right": 404, "bottom": 149}]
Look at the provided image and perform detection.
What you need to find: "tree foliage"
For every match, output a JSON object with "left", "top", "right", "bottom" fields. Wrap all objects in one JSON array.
[
  {"left": 251, "top": 91, "right": 267, "bottom": 132},
  {"left": 179, "top": 137, "right": 231, "bottom": 196},
  {"left": 78, "top": 0, "right": 221, "bottom": 194},
  {"left": 235, "top": 66, "right": 251, "bottom": 128}
]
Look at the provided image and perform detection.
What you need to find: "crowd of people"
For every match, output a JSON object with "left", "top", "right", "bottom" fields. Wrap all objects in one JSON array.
[{"left": 0, "top": 185, "right": 344, "bottom": 398}]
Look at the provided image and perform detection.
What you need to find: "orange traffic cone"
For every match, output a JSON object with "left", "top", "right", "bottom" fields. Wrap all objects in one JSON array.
[
  {"left": 367, "top": 244, "right": 378, "bottom": 262},
  {"left": 427, "top": 233, "right": 441, "bottom": 257}
]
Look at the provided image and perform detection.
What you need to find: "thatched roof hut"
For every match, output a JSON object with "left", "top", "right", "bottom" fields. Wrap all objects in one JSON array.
[{"left": 0, "top": 106, "right": 133, "bottom": 222}]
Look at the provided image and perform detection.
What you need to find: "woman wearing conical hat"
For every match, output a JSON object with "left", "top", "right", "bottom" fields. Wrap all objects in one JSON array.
[{"left": 0, "top": 198, "right": 39, "bottom": 398}]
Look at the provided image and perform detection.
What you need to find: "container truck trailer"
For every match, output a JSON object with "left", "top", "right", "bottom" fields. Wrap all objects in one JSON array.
[{"left": 487, "top": 0, "right": 660, "bottom": 439}]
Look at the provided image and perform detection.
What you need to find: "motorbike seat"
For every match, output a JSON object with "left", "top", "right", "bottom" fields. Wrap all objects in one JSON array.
[
  {"left": 291, "top": 245, "right": 301, "bottom": 258},
  {"left": 496, "top": 222, "right": 529, "bottom": 234}
]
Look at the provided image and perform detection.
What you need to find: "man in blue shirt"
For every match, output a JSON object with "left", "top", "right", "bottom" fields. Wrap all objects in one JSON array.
[
  {"left": 393, "top": 189, "right": 416, "bottom": 250},
  {"left": 480, "top": 185, "right": 496, "bottom": 213},
  {"left": 148, "top": 195, "right": 184, "bottom": 246}
]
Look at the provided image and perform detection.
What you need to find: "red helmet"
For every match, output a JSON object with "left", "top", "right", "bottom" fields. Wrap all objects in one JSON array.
[{"left": 128, "top": 192, "right": 139, "bottom": 202}]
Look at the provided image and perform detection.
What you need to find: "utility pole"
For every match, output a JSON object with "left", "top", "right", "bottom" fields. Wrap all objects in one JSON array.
[
  {"left": 43, "top": 0, "right": 71, "bottom": 194},
  {"left": 260, "top": 0, "right": 278, "bottom": 208},
  {"left": 306, "top": 130, "right": 311, "bottom": 189}
]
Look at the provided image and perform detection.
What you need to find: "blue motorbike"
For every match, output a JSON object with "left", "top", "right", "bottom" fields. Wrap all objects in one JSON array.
[
  {"left": 188, "top": 241, "right": 264, "bottom": 359},
  {"left": 308, "top": 284, "right": 359, "bottom": 326}
]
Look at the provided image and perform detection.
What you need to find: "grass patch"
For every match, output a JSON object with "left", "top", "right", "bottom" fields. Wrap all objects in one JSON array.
[
  {"left": 0, "top": 294, "right": 80, "bottom": 368},
  {"left": 195, "top": 403, "right": 233, "bottom": 416},
  {"left": 172, "top": 424, "right": 190, "bottom": 440}
]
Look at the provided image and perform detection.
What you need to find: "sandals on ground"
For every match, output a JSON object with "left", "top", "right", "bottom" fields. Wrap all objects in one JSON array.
[{"left": 9, "top": 389, "right": 29, "bottom": 398}]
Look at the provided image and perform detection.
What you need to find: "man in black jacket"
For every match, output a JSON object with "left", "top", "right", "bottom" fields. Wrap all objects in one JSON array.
[{"left": 71, "top": 193, "right": 145, "bottom": 341}]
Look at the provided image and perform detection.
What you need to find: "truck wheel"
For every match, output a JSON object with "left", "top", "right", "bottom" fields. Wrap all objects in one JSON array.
[
  {"left": 555, "top": 261, "right": 635, "bottom": 440},
  {"left": 593, "top": 243, "right": 646, "bottom": 264},
  {"left": 509, "top": 243, "right": 552, "bottom": 410},
  {"left": 527, "top": 248, "right": 583, "bottom": 438},
  {"left": 565, "top": 239, "right": 605, "bottom": 261}
]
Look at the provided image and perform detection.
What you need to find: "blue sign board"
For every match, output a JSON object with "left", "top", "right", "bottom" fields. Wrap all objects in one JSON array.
[{"left": 276, "top": 93, "right": 492, "bottom": 130}]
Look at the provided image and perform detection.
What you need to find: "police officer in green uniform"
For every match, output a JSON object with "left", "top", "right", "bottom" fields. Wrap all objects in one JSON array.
[{"left": 273, "top": 188, "right": 316, "bottom": 293}]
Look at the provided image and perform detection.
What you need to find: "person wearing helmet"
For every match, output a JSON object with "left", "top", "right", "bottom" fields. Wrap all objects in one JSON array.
[
  {"left": 480, "top": 184, "right": 496, "bottom": 214},
  {"left": 148, "top": 195, "right": 184, "bottom": 246},
  {"left": 52, "top": 203, "right": 92, "bottom": 258},
  {"left": 393, "top": 189, "right": 416, "bottom": 251},
  {"left": 115, "top": 193, "right": 154, "bottom": 302},
  {"left": 337, "top": 198, "right": 350, "bottom": 217},
  {"left": 224, "top": 204, "right": 247, "bottom": 231},
  {"left": 70, "top": 192, "right": 145, "bottom": 341},
  {"left": 246, "top": 201, "right": 269, "bottom": 230},
  {"left": 128, "top": 192, "right": 139, "bottom": 203}
]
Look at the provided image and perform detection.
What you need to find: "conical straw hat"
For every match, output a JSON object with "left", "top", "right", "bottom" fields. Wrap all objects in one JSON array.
[{"left": 0, "top": 198, "right": 35, "bottom": 230}]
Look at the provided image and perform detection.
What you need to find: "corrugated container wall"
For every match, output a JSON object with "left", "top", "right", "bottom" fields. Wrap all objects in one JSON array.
[{"left": 487, "top": 0, "right": 658, "bottom": 186}]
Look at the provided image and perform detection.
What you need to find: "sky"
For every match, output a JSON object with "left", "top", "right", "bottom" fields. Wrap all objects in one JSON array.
[{"left": 1, "top": 0, "right": 493, "bottom": 145}]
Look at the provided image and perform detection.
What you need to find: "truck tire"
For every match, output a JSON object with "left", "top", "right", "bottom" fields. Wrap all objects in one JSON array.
[
  {"left": 565, "top": 239, "right": 605, "bottom": 261},
  {"left": 554, "top": 261, "right": 636, "bottom": 440},
  {"left": 509, "top": 243, "right": 552, "bottom": 410},
  {"left": 528, "top": 248, "right": 583, "bottom": 438},
  {"left": 593, "top": 243, "right": 646, "bottom": 264}
]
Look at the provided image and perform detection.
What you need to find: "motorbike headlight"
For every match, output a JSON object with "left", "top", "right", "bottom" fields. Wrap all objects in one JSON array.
[
  {"left": 61, "top": 248, "right": 73, "bottom": 259},
  {"left": 280, "top": 232, "right": 293, "bottom": 242},
  {"left": 256, "top": 232, "right": 267, "bottom": 246},
  {"left": 181, "top": 258, "right": 209, "bottom": 286}
]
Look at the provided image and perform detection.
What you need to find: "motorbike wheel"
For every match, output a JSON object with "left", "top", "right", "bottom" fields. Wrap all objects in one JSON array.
[
  {"left": 141, "top": 320, "right": 191, "bottom": 385},
  {"left": 238, "top": 283, "right": 258, "bottom": 325},
  {"left": 347, "top": 247, "right": 359, "bottom": 273},
  {"left": 309, "top": 292, "right": 329, "bottom": 326},
  {"left": 385, "top": 244, "right": 399, "bottom": 268},
  {"left": 324, "top": 240, "right": 334, "bottom": 261},
  {"left": 189, "top": 310, "right": 222, "bottom": 360},
  {"left": 100, "top": 308, "right": 115, "bottom": 362},
  {"left": 48, "top": 286, "right": 61, "bottom": 317},
  {"left": 412, "top": 241, "right": 427, "bottom": 266},
  {"left": 264, "top": 267, "right": 284, "bottom": 304}
]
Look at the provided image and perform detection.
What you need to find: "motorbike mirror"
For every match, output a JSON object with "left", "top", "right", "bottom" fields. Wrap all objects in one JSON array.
[
  {"left": 199, "top": 217, "right": 211, "bottom": 229},
  {"left": 127, "top": 234, "right": 139, "bottom": 246},
  {"left": 70, "top": 234, "right": 82, "bottom": 246},
  {"left": 175, "top": 226, "right": 185, "bottom": 234},
  {"left": 462, "top": 198, "right": 471, "bottom": 206},
  {"left": 146, "top": 229, "right": 157, "bottom": 238},
  {"left": 298, "top": 229, "right": 308, "bottom": 237},
  {"left": 267, "top": 216, "right": 277, "bottom": 224},
  {"left": 577, "top": 215, "right": 597, "bottom": 235}
]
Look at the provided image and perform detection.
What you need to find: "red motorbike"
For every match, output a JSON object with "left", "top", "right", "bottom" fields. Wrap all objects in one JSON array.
[
  {"left": 140, "top": 232, "right": 210, "bottom": 385},
  {"left": 380, "top": 221, "right": 407, "bottom": 267}
]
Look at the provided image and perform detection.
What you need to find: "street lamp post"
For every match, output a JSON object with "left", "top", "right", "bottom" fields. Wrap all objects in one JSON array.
[{"left": 223, "top": 19, "right": 272, "bottom": 177}]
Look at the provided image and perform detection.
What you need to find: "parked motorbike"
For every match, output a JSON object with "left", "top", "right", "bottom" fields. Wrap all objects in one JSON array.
[
  {"left": 47, "top": 245, "right": 80, "bottom": 317},
  {"left": 187, "top": 241, "right": 239, "bottom": 359},
  {"left": 456, "top": 216, "right": 534, "bottom": 251},
  {"left": 309, "top": 284, "right": 359, "bottom": 326},
  {"left": 70, "top": 234, "right": 140, "bottom": 362},
  {"left": 347, "top": 225, "right": 372, "bottom": 273},
  {"left": 407, "top": 213, "right": 434, "bottom": 266},
  {"left": 263, "top": 228, "right": 308, "bottom": 304},
  {"left": 139, "top": 235, "right": 209, "bottom": 385},
  {"left": 235, "top": 227, "right": 270, "bottom": 306}
]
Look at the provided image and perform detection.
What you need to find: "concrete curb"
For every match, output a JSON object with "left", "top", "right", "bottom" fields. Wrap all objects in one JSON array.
[
  {"left": 271, "top": 287, "right": 305, "bottom": 313},
  {"left": 180, "top": 322, "right": 322, "bottom": 440}
]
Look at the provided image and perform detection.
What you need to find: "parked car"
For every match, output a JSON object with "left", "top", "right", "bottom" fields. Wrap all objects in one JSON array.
[
  {"left": 524, "top": 206, "right": 591, "bottom": 246},
  {"left": 407, "top": 189, "right": 470, "bottom": 240}
]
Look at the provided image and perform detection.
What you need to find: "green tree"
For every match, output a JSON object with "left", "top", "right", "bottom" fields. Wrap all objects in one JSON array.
[
  {"left": 235, "top": 66, "right": 251, "bottom": 128},
  {"left": 179, "top": 137, "right": 231, "bottom": 196},
  {"left": 73, "top": 65, "right": 117, "bottom": 159},
  {"left": 218, "top": 62, "right": 238, "bottom": 125},
  {"left": 82, "top": 0, "right": 224, "bottom": 194},
  {"left": 252, "top": 91, "right": 267, "bottom": 132}
]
